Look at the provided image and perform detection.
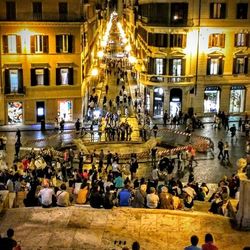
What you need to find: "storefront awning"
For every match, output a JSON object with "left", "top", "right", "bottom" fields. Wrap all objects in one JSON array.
[
  {"left": 205, "top": 86, "right": 221, "bottom": 91},
  {"left": 231, "top": 85, "right": 246, "bottom": 90},
  {"left": 31, "top": 63, "right": 50, "bottom": 68},
  {"left": 57, "top": 63, "right": 77, "bottom": 68},
  {"left": 3, "top": 63, "right": 22, "bottom": 69}
]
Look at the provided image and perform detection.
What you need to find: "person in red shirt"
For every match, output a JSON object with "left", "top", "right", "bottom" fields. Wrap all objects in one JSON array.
[{"left": 202, "top": 233, "right": 218, "bottom": 250}]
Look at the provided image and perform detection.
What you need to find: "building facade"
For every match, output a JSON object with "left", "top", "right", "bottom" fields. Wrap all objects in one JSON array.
[
  {"left": 123, "top": 0, "right": 250, "bottom": 117},
  {"left": 0, "top": 0, "right": 102, "bottom": 125}
]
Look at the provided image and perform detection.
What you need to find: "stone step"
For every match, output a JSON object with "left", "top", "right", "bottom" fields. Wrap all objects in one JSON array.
[{"left": 0, "top": 206, "right": 248, "bottom": 250}]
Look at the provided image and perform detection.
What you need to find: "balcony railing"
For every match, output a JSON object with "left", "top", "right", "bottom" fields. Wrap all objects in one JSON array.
[{"left": 140, "top": 73, "right": 194, "bottom": 85}]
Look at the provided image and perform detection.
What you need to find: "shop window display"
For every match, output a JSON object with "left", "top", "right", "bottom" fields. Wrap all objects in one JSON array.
[
  {"left": 229, "top": 88, "right": 245, "bottom": 113},
  {"left": 8, "top": 102, "right": 23, "bottom": 124},
  {"left": 58, "top": 100, "right": 73, "bottom": 121},
  {"left": 204, "top": 89, "right": 220, "bottom": 113}
]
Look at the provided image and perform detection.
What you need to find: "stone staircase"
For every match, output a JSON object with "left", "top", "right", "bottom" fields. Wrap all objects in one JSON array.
[{"left": 0, "top": 206, "right": 249, "bottom": 250}]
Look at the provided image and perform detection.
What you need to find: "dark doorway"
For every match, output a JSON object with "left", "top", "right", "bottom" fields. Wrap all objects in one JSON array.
[{"left": 36, "top": 101, "right": 45, "bottom": 122}]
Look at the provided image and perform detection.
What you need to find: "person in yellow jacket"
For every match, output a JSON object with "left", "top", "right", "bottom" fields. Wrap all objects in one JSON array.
[{"left": 76, "top": 183, "right": 90, "bottom": 204}]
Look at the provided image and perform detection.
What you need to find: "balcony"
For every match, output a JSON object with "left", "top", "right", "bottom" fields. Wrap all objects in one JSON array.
[
  {"left": 140, "top": 73, "right": 194, "bottom": 86},
  {"left": 5, "top": 86, "right": 26, "bottom": 96}
]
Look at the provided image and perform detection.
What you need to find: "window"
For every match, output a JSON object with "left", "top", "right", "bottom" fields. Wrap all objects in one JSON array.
[
  {"left": 210, "top": 3, "right": 226, "bottom": 19},
  {"left": 30, "top": 35, "right": 49, "bottom": 53},
  {"left": 230, "top": 87, "right": 245, "bottom": 113},
  {"left": 6, "top": 1, "right": 16, "bottom": 20},
  {"left": 56, "top": 35, "right": 73, "bottom": 53},
  {"left": 233, "top": 57, "right": 248, "bottom": 74},
  {"left": 170, "top": 34, "right": 187, "bottom": 48},
  {"left": 59, "top": 2, "right": 68, "bottom": 20},
  {"left": 207, "top": 58, "right": 223, "bottom": 75},
  {"left": 237, "top": 3, "right": 248, "bottom": 19},
  {"left": 56, "top": 68, "right": 73, "bottom": 85},
  {"left": 208, "top": 34, "right": 225, "bottom": 48},
  {"left": 4, "top": 69, "right": 23, "bottom": 94},
  {"left": 33, "top": 2, "right": 42, "bottom": 20},
  {"left": 31, "top": 68, "right": 50, "bottom": 86},
  {"left": 148, "top": 58, "right": 166, "bottom": 75},
  {"left": 2, "top": 35, "right": 21, "bottom": 54},
  {"left": 234, "top": 33, "right": 249, "bottom": 47},
  {"left": 169, "top": 59, "right": 186, "bottom": 77},
  {"left": 155, "top": 59, "right": 164, "bottom": 75},
  {"left": 148, "top": 33, "right": 168, "bottom": 47},
  {"left": 9, "top": 70, "right": 18, "bottom": 92},
  {"left": 170, "top": 3, "right": 188, "bottom": 25}
]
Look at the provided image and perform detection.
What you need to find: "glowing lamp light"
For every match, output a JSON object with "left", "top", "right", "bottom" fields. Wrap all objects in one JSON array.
[
  {"left": 91, "top": 68, "right": 99, "bottom": 77},
  {"left": 97, "top": 50, "right": 104, "bottom": 58},
  {"left": 122, "top": 38, "right": 128, "bottom": 44},
  {"left": 125, "top": 44, "right": 131, "bottom": 52},
  {"left": 128, "top": 56, "right": 137, "bottom": 64}
]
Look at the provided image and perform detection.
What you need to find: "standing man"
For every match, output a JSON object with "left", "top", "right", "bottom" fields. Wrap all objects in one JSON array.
[
  {"left": 152, "top": 124, "right": 158, "bottom": 138},
  {"left": 163, "top": 111, "right": 168, "bottom": 126},
  {"left": 217, "top": 139, "right": 224, "bottom": 160},
  {"left": 151, "top": 147, "right": 157, "bottom": 167},
  {"left": 105, "top": 84, "right": 109, "bottom": 94},
  {"left": 16, "top": 129, "right": 21, "bottom": 144}
]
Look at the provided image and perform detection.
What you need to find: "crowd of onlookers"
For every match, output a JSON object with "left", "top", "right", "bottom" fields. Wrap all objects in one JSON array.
[{"left": 0, "top": 141, "right": 241, "bottom": 218}]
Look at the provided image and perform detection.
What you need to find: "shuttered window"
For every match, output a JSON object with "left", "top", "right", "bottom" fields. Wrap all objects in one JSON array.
[
  {"left": 210, "top": 3, "right": 226, "bottom": 19},
  {"left": 208, "top": 34, "right": 225, "bottom": 48},
  {"left": 207, "top": 58, "right": 223, "bottom": 75},
  {"left": 234, "top": 33, "right": 249, "bottom": 47},
  {"left": 170, "top": 34, "right": 187, "bottom": 48},
  {"left": 2, "top": 35, "right": 21, "bottom": 53},
  {"left": 56, "top": 35, "right": 73, "bottom": 53},
  {"left": 31, "top": 68, "right": 50, "bottom": 86},
  {"left": 233, "top": 57, "right": 249, "bottom": 74},
  {"left": 56, "top": 68, "right": 73, "bottom": 85},
  {"left": 30, "top": 35, "right": 49, "bottom": 53},
  {"left": 4, "top": 69, "right": 23, "bottom": 94}
]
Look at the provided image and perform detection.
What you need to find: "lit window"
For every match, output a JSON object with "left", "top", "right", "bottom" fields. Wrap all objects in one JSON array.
[
  {"left": 7, "top": 35, "right": 17, "bottom": 53},
  {"left": 31, "top": 35, "right": 48, "bottom": 53},
  {"left": 156, "top": 58, "right": 163, "bottom": 75},
  {"left": 235, "top": 33, "right": 247, "bottom": 47},
  {"left": 208, "top": 34, "right": 225, "bottom": 48},
  {"left": 233, "top": 57, "right": 248, "bottom": 74},
  {"left": 9, "top": 69, "right": 18, "bottom": 92},
  {"left": 210, "top": 59, "right": 219, "bottom": 75},
  {"left": 35, "top": 35, "right": 43, "bottom": 53},
  {"left": 61, "top": 68, "right": 69, "bottom": 85},
  {"left": 173, "top": 59, "right": 182, "bottom": 76},
  {"left": 35, "top": 69, "right": 44, "bottom": 85}
]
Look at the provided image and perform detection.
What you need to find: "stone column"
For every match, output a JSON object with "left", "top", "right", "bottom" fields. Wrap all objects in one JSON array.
[
  {"left": 245, "top": 85, "right": 250, "bottom": 113},
  {"left": 220, "top": 85, "right": 230, "bottom": 113},
  {"left": 236, "top": 175, "right": 250, "bottom": 230},
  {"left": 149, "top": 87, "right": 154, "bottom": 117},
  {"left": 193, "top": 84, "right": 204, "bottom": 115},
  {"left": 164, "top": 88, "right": 170, "bottom": 113}
]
